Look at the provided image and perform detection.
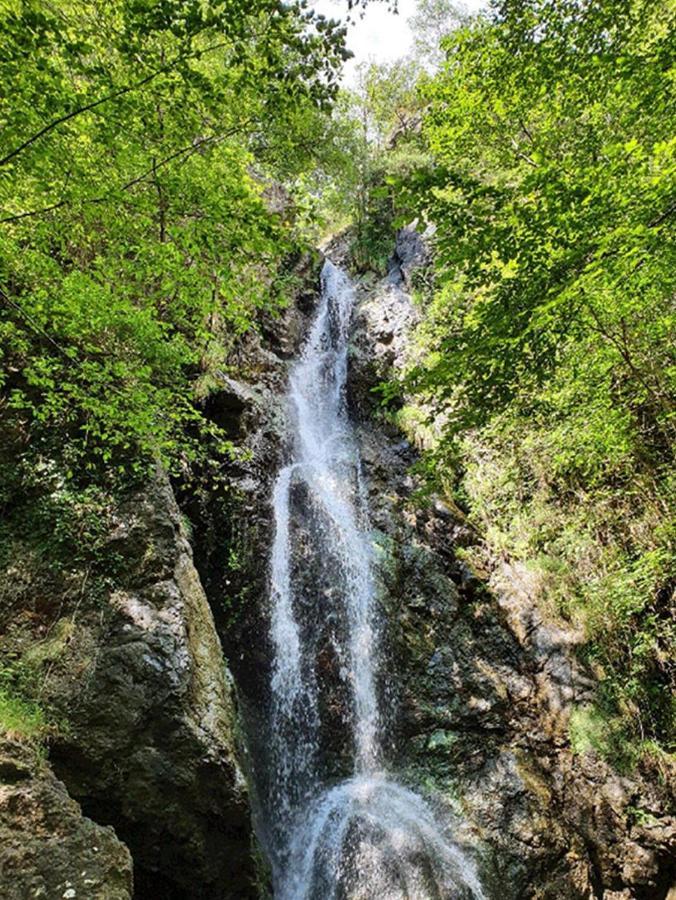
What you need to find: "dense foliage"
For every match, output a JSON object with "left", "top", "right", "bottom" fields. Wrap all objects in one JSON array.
[
  {"left": 1, "top": 0, "right": 673, "bottom": 771},
  {"left": 0, "top": 0, "right": 347, "bottom": 480},
  {"left": 386, "top": 0, "right": 675, "bottom": 765},
  {"left": 316, "top": 58, "right": 428, "bottom": 270},
  {"left": 0, "top": 0, "right": 348, "bottom": 738}
]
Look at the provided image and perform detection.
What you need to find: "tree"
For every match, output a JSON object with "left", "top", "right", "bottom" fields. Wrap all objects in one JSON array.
[
  {"left": 0, "top": 0, "right": 348, "bottom": 477},
  {"left": 409, "top": 0, "right": 473, "bottom": 67},
  {"left": 390, "top": 0, "right": 675, "bottom": 757}
]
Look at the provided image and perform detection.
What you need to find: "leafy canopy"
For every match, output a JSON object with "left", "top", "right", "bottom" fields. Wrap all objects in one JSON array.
[
  {"left": 0, "top": 0, "right": 348, "bottom": 477},
  {"left": 395, "top": 0, "right": 676, "bottom": 757}
]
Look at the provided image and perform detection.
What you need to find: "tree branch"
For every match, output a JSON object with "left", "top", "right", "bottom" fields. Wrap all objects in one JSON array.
[
  {"left": 0, "top": 68, "right": 166, "bottom": 168},
  {"left": 0, "top": 124, "right": 249, "bottom": 225},
  {"left": 648, "top": 200, "right": 676, "bottom": 229},
  {"left": 0, "top": 35, "right": 241, "bottom": 169},
  {"left": 0, "top": 287, "right": 71, "bottom": 359}
]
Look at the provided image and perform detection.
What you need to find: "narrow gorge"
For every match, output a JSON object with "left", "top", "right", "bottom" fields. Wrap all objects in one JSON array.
[
  {"left": 252, "top": 259, "right": 485, "bottom": 899},
  {"left": 1, "top": 1, "right": 674, "bottom": 896},
  {"left": 1, "top": 231, "right": 674, "bottom": 900},
  {"left": 158, "top": 234, "right": 676, "bottom": 898},
  {"left": 2, "top": 233, "right": 675, "bottom": 899}
]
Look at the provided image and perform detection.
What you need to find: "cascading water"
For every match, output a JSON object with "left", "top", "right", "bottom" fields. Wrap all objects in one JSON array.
[{"left": 260, "top": 261, "right": 486, "bottom": 900}]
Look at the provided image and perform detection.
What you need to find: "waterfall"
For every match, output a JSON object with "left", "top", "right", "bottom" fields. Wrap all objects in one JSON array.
[{"left": 262, "top": 261, "right": 486, "bottom": 900}]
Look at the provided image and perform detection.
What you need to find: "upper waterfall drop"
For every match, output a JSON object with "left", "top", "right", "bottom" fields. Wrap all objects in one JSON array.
[{"left": 262, "top": 260, "right": 486, "bottom": 900}]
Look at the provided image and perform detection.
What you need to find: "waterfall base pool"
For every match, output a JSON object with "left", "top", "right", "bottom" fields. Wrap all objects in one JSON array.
[{"left": 281, "top": 774, "right": 486, "bottom": 900}]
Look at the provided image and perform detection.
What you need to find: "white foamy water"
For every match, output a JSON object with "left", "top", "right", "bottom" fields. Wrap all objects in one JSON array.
[{"left": 264, "top": 261, "right": 486, "bottom": 899}]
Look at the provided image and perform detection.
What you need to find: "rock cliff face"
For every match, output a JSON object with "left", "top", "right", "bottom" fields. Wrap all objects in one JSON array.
[
  {"left": 0, "top": 473, "right": 256, "bottom": 899},
  {"left": 346, "top": 229, "right": 675, "bottom": 899},
  {"left": 5, "top": 240, "right": 671, "bottom": 900},
  {"left": 170, "top": 236, "right": 674, "bottom": 898},
  {"left": 0, "top": 738, "right": 132, "bottom": 899},
  {"left": 177, "top": 250, "right": 324, "bottom": 839},
  {"left": 0, "top": 249, "right": 323, "bottom": 900},
  {"left": 48, "top": 474, "right": 256, "bottom": 899}
]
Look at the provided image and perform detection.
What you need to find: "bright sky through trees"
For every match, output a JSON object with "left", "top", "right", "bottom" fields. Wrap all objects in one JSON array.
[{"left": 313, "top": 0, "right": 486, "bottom": 82}]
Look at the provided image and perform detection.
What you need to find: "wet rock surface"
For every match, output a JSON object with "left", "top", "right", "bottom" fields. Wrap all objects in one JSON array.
[
  {"left": 0, "top": 471, "right": 257, "bottom": 899},
  {"left": 176, "top": 233, "right": 675, "bottom": 898},
  {"left": 0, "top": 249, "right": 324, "bottom": 900},
  {"left": 177, "top": 249, "right": 326, "bottom": 845},
  {"left": 0, "top": 738, "right": 133, "bottom": 899},
  {"left": 345, "top": 229, "right": 676, "bottom": 899}
]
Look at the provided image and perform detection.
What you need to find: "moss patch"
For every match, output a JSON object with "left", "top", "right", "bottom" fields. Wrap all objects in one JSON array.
[{"left": 0, "top": 689, "right": 46, "bottom": 742}]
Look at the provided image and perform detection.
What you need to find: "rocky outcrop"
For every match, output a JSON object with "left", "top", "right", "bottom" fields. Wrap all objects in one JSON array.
[
  {"left": 14, "top": 229, "right": 659, "bottom": 900},
  {"left": 346, "top": 230, "right": 676, "bottom": 899},
  {"left": 175, "top": 249, "right": 324, "bottom": 851},
  {"left": 169, "top": 231, "right": 675, "bottom": 898},
  {"left": 0, "top": 250, "right": 324, "bottom": 900},
  {"left": 0, "top": 471, "right": 256, "bottom": 899},
  {"left": 44, "top": 474, "right": 256, "bottom": 899},
  {"left": 0, "top": 738, "right": 132, "bottom": 899}
]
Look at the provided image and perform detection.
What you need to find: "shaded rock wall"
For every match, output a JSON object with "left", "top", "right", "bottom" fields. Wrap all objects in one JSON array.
[
  {"left": 47, "top": 474, "right": 256, "bottom": 899},
  {"left": 0, "top": 738, "right": 133, "bottom": 899},
  {"left": 176, "top": 250, "right": 324, "bottom": 868},
  {"left": 0, "top": 250, "right": 326, "bottom": 900},
  {"left": 0, "top": 472, "right": 257, "bottom": 899}
]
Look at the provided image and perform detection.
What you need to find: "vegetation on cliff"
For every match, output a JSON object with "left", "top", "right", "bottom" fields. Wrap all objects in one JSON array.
[
  {"left": 1, "top": 0, "right": 348, "bottom": 477},
  {"left": 1, "top": 0, "right": 673, "bottom": 786},
  {"left": 340, "top": 0, "right": 675, "bottom": 770}
]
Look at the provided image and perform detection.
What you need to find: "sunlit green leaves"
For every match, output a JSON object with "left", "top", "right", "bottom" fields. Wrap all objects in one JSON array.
[{"left": 0, "top": 0, "right": 347, "bottom": 478}]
